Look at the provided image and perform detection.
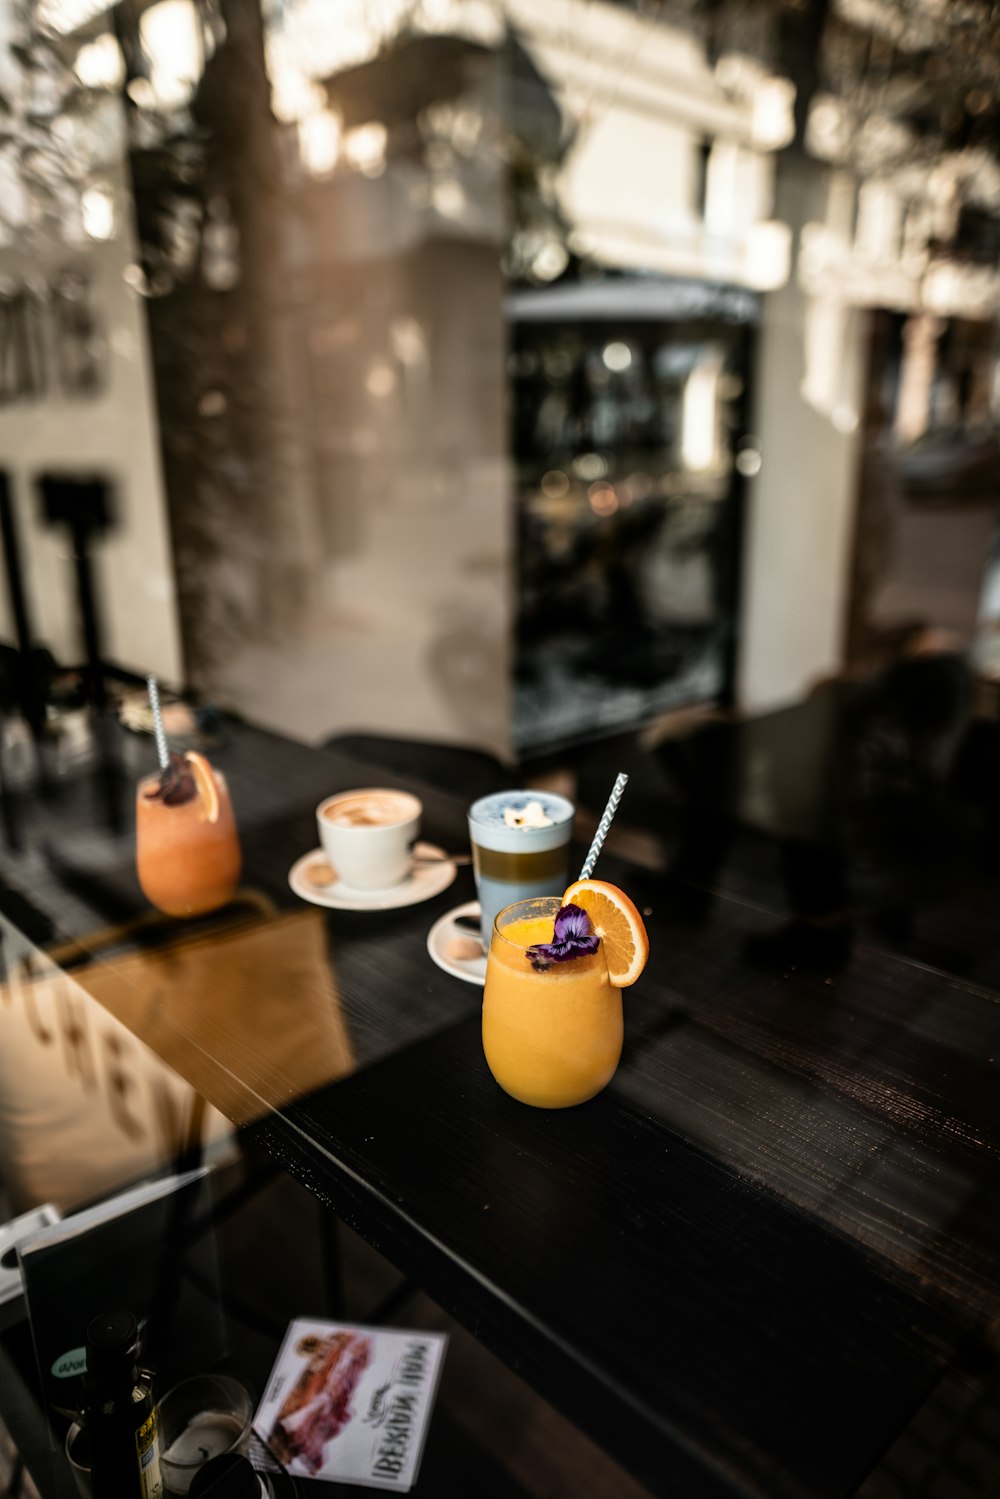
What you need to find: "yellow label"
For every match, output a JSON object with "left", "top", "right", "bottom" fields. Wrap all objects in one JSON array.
[{"left": 135, "top": 1410, "right": 164, "bottom": 1499}]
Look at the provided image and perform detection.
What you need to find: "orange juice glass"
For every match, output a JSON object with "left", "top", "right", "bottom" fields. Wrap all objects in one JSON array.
[
  {"left": 482, "top": 896, "right": 623, "bottom": 1108},
  {"left": 136, "top": 762, "right": 241, "bottom": 917}
]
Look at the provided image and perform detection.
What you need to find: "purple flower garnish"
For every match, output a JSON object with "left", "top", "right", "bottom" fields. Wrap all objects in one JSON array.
[{"left": 527, "top": 903, "right": 601, "bottom": 972}]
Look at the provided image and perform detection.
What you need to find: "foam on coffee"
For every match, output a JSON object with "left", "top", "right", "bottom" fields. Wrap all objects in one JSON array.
[
  {"left": 321, "top": 791, "right": 416, "bottom": 829},
  {"left": 468, "top": 790, "right": 574, "bottom": 853}
]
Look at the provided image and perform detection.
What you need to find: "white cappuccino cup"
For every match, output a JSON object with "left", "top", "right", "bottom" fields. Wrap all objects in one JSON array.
[{"left": 317, "top": 788, "right": 422, "bottom": 890}]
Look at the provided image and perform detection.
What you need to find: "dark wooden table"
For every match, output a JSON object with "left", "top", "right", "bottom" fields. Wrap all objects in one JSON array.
[{"left": 4, "top": 719, "right": 1000, "bottom": 1499}]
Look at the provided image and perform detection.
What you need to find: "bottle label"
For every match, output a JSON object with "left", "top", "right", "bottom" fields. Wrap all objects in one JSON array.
[{"left": 135, "top": 1411, "right": 163, "bottom": 1499}]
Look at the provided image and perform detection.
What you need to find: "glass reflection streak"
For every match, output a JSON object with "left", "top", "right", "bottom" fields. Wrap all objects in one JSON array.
[{"left": 468, "top": 790, "right": 574, "bottom": 948}]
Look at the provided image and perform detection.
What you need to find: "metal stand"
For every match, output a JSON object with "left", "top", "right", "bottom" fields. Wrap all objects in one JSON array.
[
  {"left": 36, "top": 474, "right": 123, "bottom": 834},
  {"left": 0, "top": 474, "right": 51, "bottom": 805}
]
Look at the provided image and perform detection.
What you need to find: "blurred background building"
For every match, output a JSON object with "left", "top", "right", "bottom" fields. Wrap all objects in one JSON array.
[{"left": 0, "top": 0, "right": 998, "bottom": 760}]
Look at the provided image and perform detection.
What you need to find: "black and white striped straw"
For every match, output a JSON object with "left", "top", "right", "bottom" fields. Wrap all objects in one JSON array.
[
  {"left": 146, "top": 675, "right": 170, "bottom": 771},
  {"left": 578, "top": 772, "right": 629, "bottom": 881}
]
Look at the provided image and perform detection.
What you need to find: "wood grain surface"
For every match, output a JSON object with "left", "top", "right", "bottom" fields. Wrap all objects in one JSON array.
[{"left": 5, "top": 724, "right": 1000, "bottom": 1498}]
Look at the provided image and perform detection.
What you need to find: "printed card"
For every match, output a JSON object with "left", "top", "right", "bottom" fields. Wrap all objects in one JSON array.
[{"left": 254, "top": 1318, "right": 447, "bottom": 1491}]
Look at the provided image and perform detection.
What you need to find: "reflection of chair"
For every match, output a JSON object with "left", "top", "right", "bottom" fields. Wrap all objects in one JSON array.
[
  {"left": 323, "top": 732, "right": 510, "bottom": 803},
  {"left": 855, "top": 649, "right": 971, "bottom": 800},
  {"left": 0, "top": 917, "right": 235, "bottom": 1216},
  {"left": 0, "top": 894, "right": 355, "bottom": 1215},
  {"left": 0, "top": 897, "right": 355, "bottom": 1496}
]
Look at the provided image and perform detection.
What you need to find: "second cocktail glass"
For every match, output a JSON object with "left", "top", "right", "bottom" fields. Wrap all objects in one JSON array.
[{"left": 136, "top": 752, "right": 241, "bottom": 917}]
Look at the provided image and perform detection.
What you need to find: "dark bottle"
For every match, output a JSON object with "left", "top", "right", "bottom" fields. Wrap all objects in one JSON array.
[{"left": 84, "top": 1309, "right": 164, "bottom": 1499}]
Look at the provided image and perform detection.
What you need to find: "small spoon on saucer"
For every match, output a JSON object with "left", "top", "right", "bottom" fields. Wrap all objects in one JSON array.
[
  {"left": 305, "top": 851, "right": 471, "bottom": 888},
  {"left": 412, "top": 850, "right": 472, "bottom": 867},
  {"left": 452, "top": 913, "right": 482, "bottom": 934},
  {"left": 449, "top": 912, "right": 485, "bottom": 960}
]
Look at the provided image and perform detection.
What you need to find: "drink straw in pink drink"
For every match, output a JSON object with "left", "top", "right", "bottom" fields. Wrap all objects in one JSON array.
[{"left": 146, "top": 676, "right": 170, "bottom": 772}]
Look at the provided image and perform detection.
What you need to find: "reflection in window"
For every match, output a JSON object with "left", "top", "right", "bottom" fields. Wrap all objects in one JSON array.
[{"left": 509, "top": 282, "right": 752, "bottom": 752}]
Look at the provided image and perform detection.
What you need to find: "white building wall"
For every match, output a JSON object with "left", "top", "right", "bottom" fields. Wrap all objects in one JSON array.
[
  {"left": 0, "top": 154, "right": 183, "bottom": 686},
  {"left": 738, "top": 156, "right": 864, "bottom": 711},
  {"left": 509, "top": 0, "right": 785, "bottom": 286}
]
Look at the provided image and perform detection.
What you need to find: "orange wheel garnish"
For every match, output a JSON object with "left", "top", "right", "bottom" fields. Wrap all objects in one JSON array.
[
  {"left": 185, "top": 750, "right": 220, "bottom": 824},
  {"left": 562, "top": 879, "right": 649, "bottom": 987}
]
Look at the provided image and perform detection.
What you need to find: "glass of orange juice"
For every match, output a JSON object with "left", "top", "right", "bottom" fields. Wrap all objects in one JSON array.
[
  {"left": 136, "top": 750, "right": 242, "bottom": 917},
  {"left": 482, "top": 896, "right": 623, "bottom": 1109}
]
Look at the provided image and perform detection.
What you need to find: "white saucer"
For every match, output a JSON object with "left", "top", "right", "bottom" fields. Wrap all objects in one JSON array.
[
  {"left": 426, "top": 900, "right": 487, "bottom": 987},
  {"left": 289, "top": 843, "right": 457, "bottom": 911}
]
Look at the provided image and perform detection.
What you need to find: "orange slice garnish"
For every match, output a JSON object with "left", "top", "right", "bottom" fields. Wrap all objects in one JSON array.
[
  {"left": 185, "top": 750, "right": 220, "bottom": 824},
  {"left": 562, "top": 879, "right": 649, "bottom": 988}
]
